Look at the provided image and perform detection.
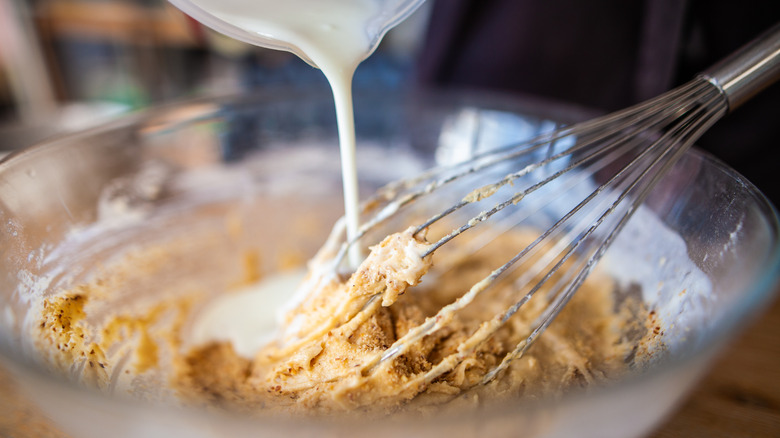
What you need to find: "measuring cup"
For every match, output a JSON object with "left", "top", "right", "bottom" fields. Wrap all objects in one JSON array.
[{"left": 167, "top": 0, "right": 427, "bottom": 67}]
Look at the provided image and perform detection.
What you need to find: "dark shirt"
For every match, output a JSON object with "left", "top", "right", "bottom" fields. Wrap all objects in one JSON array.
[{"left": 416, "top": 0, "right": 780, "bottom": 205}]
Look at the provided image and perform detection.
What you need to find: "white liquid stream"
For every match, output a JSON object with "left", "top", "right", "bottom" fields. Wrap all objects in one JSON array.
[
  {"left": 184, "top": 0, "right": 398, "bottom": 353},
  {"left": 190, "top": 0, "right": 388, "bottom": 268}
]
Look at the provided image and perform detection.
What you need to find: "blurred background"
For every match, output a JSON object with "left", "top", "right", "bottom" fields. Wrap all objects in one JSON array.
[
  {"left": 1, "top": 0, "right": 777, "bottom": 204},
  {"left": 0, "top": 0, "right": 432, "bottom": 150}
]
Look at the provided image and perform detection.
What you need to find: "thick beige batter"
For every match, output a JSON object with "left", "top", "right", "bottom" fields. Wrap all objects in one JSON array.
[
  {"left": 174, "top": 228, "right": 644, "bottom": 415},
  {"left": 28, "top": 203, "right": 651, "bottom": 417}
]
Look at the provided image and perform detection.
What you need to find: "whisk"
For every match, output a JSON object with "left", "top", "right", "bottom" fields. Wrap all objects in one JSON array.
[{"left": 282, "top": 24, "right": 780, "bottom": 395}]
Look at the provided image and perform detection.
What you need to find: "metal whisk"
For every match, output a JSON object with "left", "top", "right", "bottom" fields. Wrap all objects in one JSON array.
[{"left": 314, "top": 24, "right": 780, "bottom": 392}]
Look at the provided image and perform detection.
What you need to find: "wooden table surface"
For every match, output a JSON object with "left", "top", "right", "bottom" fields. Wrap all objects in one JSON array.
[
  {"left": 2, "top": 293, "right": 779, "bottom": 437},
  {"left": 649, "top": 293, "right": 780, "bottom": 437}
]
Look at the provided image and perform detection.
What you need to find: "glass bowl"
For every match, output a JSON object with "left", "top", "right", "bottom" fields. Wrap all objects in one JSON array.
[{"left": 0, "top": 89, "right": 778, "bottom": 438}]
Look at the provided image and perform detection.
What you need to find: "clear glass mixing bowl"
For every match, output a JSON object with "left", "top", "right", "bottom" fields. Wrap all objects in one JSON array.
[{"left": 0, "top": 89, "right": 778, "bottom": 438}]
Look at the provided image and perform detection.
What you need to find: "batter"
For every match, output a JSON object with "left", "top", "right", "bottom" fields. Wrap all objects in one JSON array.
[
  {"left": 29, "top": 217, "right": 647, "bottom": 416},
  {"left": 174, "top": 227, "right": 642, "bottom": 415}
]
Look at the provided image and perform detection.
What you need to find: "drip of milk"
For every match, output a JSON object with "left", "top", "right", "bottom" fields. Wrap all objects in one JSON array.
[{"left": 182, "top": 0, "right": 388, "bottom": 268}]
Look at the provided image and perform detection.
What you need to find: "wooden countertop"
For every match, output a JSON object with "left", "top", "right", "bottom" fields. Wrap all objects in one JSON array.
[
  {"left": 2, "top": 292, "right": 779, "bottom": 437},
  {"left": 650, "top": 293, "right": 780, "bottom": 437}
]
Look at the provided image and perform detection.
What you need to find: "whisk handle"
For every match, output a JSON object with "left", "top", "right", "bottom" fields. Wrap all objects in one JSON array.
[{"left": 700, "top": 22, "right": 780, "bottom": 112}]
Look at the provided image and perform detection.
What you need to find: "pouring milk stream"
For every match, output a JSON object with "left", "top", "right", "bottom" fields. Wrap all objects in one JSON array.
[{"left": 168, "top": 0, "right": 426, "bottom": 268}]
